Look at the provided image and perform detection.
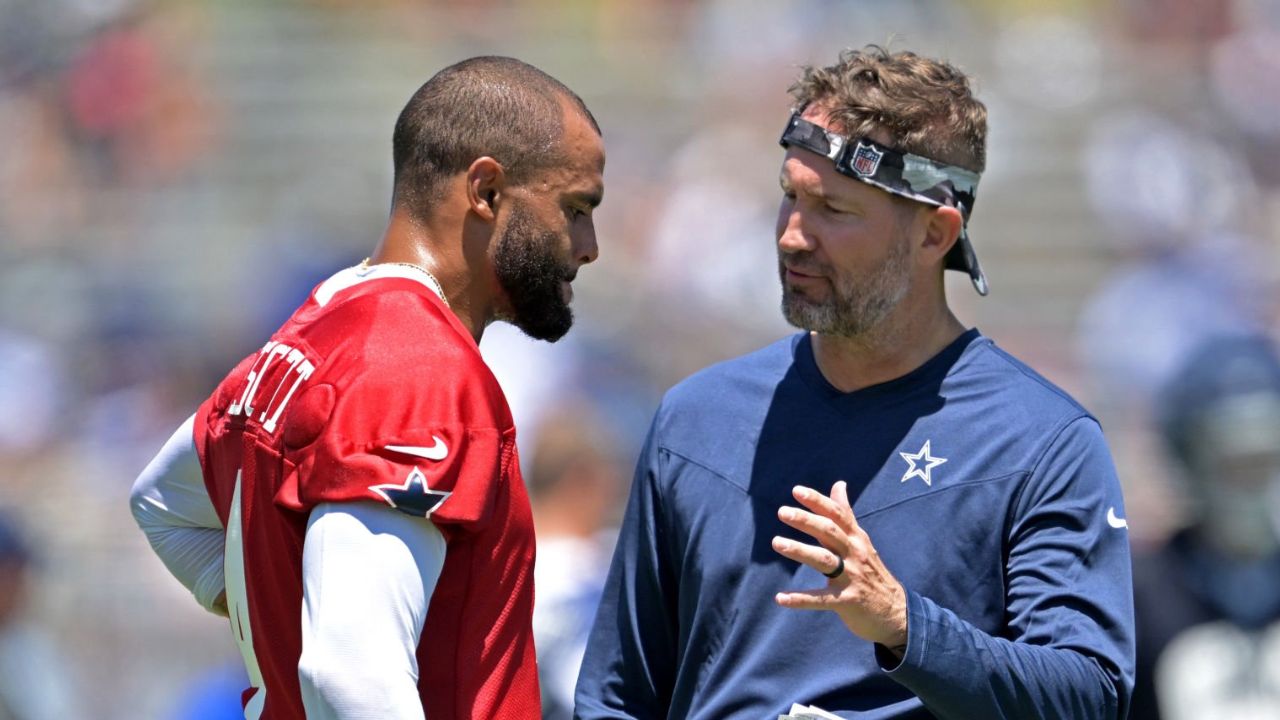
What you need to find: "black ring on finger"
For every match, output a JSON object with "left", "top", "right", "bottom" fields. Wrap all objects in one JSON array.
[{"left": 822, "top": 554, "right": 845, "bottom": 579}]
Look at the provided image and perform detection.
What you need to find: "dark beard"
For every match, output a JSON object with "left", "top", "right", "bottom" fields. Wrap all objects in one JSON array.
[
  {"left": 494, "top": 205, "right": 575, "bottom": 342},
  {"left": 779, "top": 230, "right": 911, "bottom": 338}
]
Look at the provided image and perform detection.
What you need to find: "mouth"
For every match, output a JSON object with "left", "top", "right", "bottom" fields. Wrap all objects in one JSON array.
[
  {"left": 561, "top": 278, "right": 574, "bottom": 304},
  {"left": 784, "top": 266, "right": 824, "bottom": 284}
]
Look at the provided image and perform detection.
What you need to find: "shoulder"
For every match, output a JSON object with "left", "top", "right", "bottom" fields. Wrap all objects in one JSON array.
[
  {"left": 953, "top": 335, "right": 1095, "bottom": 427},
  {"left": 298, "top": 280, "right": 506, "bottom": 431},
  {"left": 930, "top": 334, "right": 1113, "bottom": 488},
  {"left": 660, "top": 335, "right": 799, "bottom": 416},
  {"left": 314, "top": 284, "right": 470, "bottom": 358},
  {"left": 646, "top": 335, "right": 798, "bottom": 465}
]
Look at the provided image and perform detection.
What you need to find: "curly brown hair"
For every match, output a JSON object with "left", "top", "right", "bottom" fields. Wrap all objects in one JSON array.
[{"left": 789, "top": 45, "right": 986, "bottom": 173}]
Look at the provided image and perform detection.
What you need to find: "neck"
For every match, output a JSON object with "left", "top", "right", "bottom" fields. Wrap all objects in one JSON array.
[
  {"left": 810, "top": 290, "right": 966, "bottom": 393},
  {"left": 371, "top": 207, "right": 494, "bottom": 343}
]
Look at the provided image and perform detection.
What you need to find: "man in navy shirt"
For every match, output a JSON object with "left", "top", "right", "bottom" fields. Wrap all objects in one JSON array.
[{"left": 575, "top": 46, "right": 1134, "bottom": 720}]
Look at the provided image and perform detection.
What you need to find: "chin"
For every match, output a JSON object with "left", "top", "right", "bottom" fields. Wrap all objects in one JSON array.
[
  {"left": 514, "top": 315, "right": 573, "bottom": 342},
  {"left": 503, "top": 300, "right": 574, "bottom": 342}
]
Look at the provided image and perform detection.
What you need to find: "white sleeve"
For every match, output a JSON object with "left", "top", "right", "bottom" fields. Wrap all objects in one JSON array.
[
  {"left": 129, "top": 414, "right": 227, "bottom": 613},
  {"left": 298, "top": 502, "right": 446, "bottom": 720}
]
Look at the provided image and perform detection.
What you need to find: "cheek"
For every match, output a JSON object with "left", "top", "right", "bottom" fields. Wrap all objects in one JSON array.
[
  {"left": 821, "top": 225, "right": 876, "bottom": 270},
  {"left": 546, "top": 225, "right": 577, "bottom": 269}
]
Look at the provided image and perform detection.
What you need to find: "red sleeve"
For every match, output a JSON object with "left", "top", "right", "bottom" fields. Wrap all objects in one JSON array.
[
  {"left": 274, "top": 291, "right": 513, "bottom": 534},
  {"left": 193, "top": 353, "right": 260, "bottom": 528}
]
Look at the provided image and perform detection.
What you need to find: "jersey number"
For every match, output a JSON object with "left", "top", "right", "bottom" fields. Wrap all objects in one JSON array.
[{"left": 226, "top": 469, "right": 267, "bottom": 719}]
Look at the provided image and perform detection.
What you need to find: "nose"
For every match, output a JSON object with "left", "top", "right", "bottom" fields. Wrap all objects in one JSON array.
[
  {"left": 776, "top": 200, "right": 814, "bottom": 255},
  {"left": 575, "top": 221, "right": 599, "bottom": 266}
]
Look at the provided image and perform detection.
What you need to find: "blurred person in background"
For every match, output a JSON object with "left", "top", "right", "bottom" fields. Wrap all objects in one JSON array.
[
  {"left": 1077, "top": 110, "right": 1270, "bottom": 414},
  {"left": 1132, "top": 334, "right": 1280, "bottom": 720},
  {"left": 577, "top": 45, "right": 1134, "bottom": 720},
  {"left": 130, "top": 55, "right": 604, "bottom": 719},
  {"left": 0, "top": 512, "right": 82, "bottom": 720},
  {"left": 527, "top": 403, "right": 625, "bottom": 720}
]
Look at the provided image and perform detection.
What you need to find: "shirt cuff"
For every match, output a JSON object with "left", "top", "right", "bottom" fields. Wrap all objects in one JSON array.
[{"left": 876, "top": 588, "right": 929, "bottom": 675}]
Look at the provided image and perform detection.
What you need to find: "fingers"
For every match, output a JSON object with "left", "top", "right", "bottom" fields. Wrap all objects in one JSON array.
[
  {"left": 790, "top": 483, "right": 861, "bottom": 532},
  {"left": 775, "top": 587, "right": 841, "bottom": 610},
  {"left": 777, "top": 504, "right": 847, "bottom": 553},
  {"left": 777, "top": 482, "right": 871, "bottom": 578},
  {"left": 791, "top": 485, "right": 844, "bottom": 523},
  {"left": 831, "top": 480, "right": 853, "bottom": 516},
  {"left": 771, "top": 534, "right": 840, "bottom": 576}
]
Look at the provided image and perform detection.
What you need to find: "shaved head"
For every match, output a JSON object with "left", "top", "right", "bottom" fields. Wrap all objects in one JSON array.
[{"left": 391, "top": 56, "right": 600, "bottom": 219}]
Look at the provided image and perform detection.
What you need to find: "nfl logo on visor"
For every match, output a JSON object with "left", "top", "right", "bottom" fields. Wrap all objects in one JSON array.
[{"left": 851, "top": 142, "right": 884, "bottom": 177}]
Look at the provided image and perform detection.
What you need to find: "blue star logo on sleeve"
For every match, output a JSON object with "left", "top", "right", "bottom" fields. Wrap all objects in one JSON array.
[
  {"left": 899, "top": 440, "right": 948, "bottom": 487},
  {"left": 369, "top": 467, "right": 452, "bottom": 518}
]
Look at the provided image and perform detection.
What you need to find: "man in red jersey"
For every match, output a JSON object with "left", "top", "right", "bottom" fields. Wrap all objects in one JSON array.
[{"left": 129, "top": 56, "right": 604, "bottom": 719}]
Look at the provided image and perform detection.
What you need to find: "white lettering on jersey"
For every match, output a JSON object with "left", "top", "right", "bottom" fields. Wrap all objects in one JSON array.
[
  {"left": 228, "top": 341, "right": 316, "bottom": 435},
  {"left": 228, "top": 340, "right": 278, "bottom": 417},
  {"left": 263, "top": 351, "right": 315, "bottom": 433}
]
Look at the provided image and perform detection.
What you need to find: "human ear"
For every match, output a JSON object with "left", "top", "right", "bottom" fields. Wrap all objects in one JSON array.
[
  {"left": 921, "top": 205, "right": 963, "bottom": 263},
  {"left": 466, "top": 157, "right": 506, "bottom": 221}
]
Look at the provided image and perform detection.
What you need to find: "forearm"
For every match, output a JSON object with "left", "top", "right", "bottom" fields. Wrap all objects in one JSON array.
[
  {"left": 883, "top": 591, "right": 1124, "bottom": 720},
  {"left": 130, "top": 414, "right": 227, "bottom": 613},
  {"left": 135, "top": 521, "right": 227, "bottom": 612}
]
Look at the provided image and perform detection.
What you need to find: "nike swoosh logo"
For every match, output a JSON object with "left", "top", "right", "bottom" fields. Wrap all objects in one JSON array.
[
  {"left": 384, "top": 437, "right": 448, "bottom": 461},
  {"left": 1107, "top": 506, "right": 1128, "bottom": 529}
]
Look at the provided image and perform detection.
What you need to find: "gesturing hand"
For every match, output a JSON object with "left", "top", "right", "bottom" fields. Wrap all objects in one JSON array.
[{"left": 772, "top": 481, "right": 908, "bottom": 652}]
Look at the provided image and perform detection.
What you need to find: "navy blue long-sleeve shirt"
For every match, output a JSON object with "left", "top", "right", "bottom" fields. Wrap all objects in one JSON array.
[{"left": 575, "top": 330, "right": 1135, "bottom": 720}]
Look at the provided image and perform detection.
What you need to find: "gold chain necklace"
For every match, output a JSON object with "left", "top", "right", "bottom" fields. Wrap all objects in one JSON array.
[{"left": 359, "top": 258, "right": 449, "bottom": 308}]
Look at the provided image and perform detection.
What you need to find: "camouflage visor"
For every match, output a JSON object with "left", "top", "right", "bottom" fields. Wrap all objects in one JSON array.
[
  {"left": 779, "top": 111, "right": 980, "bottom": 218},
  {"left": 778, "top": 110, "right": 989, "bottom": 295}
]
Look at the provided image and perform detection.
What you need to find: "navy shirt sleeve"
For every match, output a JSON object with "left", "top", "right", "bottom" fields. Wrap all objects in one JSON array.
[
  {"left": 879, "top": 416, "right": 1136, "bottom": 720},
  {"left": 575, "top": 419, "right": 678, "bottom": 719}
]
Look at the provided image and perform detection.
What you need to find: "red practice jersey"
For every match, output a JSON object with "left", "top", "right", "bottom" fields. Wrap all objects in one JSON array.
[{"left": 193, "top": 265, "right": 540, "bottom": 719}]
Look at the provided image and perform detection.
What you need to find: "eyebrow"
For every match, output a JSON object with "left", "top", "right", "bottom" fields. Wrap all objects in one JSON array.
[
  {"left": 778, "top": 172, "right": 830, "bottom": 200},
  {"left": 779, "top": 172, "right": 860, "bottom": 209}
]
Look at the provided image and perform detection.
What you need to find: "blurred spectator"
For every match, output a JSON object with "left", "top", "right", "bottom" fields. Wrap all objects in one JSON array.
[
  {"left": 1118, "top": 0, "right": 1234, "bottom": 46},
  {"left": 0, "top": 512, "right": 83, "bottom": 720},
  {"left": 1077, "top": 110, "right": 1269, "bottom": 411},
  {"left": 62, "top": 4, "right": 218, "bottom": 187},
  {"left": 644, "top": 121, "right": 784, "bottom": 334},
  {"left": 0, "top": 329, "right": 63, "bottom": 453},
  {"left": 1132, "top": 335, "right": 1280, "bottom": 720},
  {"left": 527, "top": 404, "right": 626, "bottom": 720},
  {"left": 992, "top": 14, "right": 1101, "bottom": 111}
]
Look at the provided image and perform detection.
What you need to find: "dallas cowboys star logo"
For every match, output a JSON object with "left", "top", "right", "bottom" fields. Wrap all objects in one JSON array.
[
  {"left": 899, "top": 440, "right": 947, "bottom": 487},
  {"left": 369, "top": 467, "right": 452, "bottom": 517}
]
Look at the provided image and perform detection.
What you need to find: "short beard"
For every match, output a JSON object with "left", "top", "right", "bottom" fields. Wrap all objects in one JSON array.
[
  {"left": 494, "top": 204, "right": 575, "bottom": 342},
  {"left": 780, "top": 231, "right": 912, "bottom": 338}
]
